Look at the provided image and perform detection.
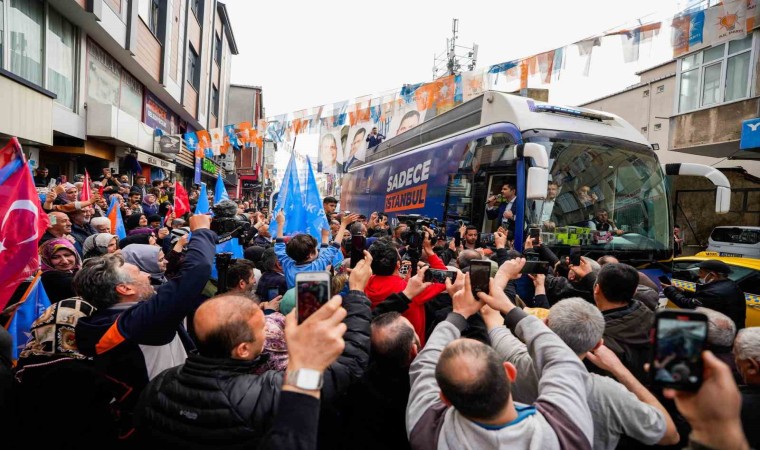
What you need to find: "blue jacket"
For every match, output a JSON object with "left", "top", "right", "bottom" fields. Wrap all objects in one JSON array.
[
  {"left": 366, "top": 133, "right": 385, "bottom": 148},
  {"left": 75, "top": 228, "right": 216, "bottom": 439},
  {"left": 275, "top": 238, "right": 341, "bottom": 289}
]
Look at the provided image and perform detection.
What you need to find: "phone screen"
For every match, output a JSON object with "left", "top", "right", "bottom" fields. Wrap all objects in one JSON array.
[
  {"left": 424, "top": 269, "right": 457, "bottom": 284},
  {"left": 296, "top": 275, "right": 330, "bottom": 324},
  {"left": 569, "top": 246, "right": 582, "bottom": 266},
  {"left": 650, "top": 311, "right": 708, "bottom": 391},
  {"left": 350, "top": 235, "right": 366, "bottom": 269},
  {"left": 529, "top": 227, "right": 541, "bottom": 239},
  {"left": 520, "top": 261, "right": 549, "bottom": 274},
  {"left": 267, "top": 288, "right": 280, "bottom": 301},
  {"left": 469, "top": 261, "right": 491, "bottom": 295}
]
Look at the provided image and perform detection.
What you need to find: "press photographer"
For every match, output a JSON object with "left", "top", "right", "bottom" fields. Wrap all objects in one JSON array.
[{"left": 210, "top": 199, "right": 258, "bottom": 246}]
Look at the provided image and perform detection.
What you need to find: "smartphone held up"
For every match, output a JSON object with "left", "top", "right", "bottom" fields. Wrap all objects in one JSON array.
[
  {"left": 650, "top": 309, "right": 708, "bottom": 391},
  {"left": 296, "top": 272, "right": 331, "bottom": 324}
]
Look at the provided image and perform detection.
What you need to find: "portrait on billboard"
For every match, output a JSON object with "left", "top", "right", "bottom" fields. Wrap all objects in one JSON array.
[
  {"left": 343, "top": 123, "right": 371, "bottom": 171},
  {"left": 318, "top": 129, "right": 344, "bottom": 174}
]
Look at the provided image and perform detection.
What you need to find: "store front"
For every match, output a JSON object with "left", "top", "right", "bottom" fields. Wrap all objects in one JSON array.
[{"left": 134, "top": 150, "right": 176, "bottom": 183}]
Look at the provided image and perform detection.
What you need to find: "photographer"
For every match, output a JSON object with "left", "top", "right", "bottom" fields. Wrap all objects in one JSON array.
[{"left": 365, "top": 229, "right": 447, "bottom": 346}]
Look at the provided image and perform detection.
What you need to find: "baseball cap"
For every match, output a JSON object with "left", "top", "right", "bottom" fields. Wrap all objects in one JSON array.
[{"left": 696, "top": 259, "right": 732, "bottom": 274}]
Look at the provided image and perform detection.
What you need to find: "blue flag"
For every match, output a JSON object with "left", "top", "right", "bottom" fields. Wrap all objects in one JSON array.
[
  {"left": 214, "top": 170, "right": 230, "bottom": 205},
  {"left": 273, "top": 153, "right": 304, "bottom": 236},
  {"left": 195, "top": 182, "right": 210, "bottom": 214},
  {"left": 7, "top": 273, "right": 51, "bottom": 360},
  {"left": 107, "top": 196, "right": 127, "bottom": 240},
  {"left": 303, "top": 157, "right": 329, "bottom": 240},
  {"left": 209, "top": 237, "right": 245, "bottom": 280}
]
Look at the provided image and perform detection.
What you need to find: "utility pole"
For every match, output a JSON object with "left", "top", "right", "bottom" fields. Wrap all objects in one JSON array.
[{"left": 432, "top": 18, "right": 478, "bottom": 79}]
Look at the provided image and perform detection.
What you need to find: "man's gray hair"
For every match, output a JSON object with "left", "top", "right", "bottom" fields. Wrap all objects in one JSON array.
[
  {"left": 73, "top": 253, "right": 133, "bottom": 309},
  {"left": 457, "top": 250, "right": 481, "bottom": 270},
  {"left": 582, "top": 256, "right": 601, "bottom": 275},
  {"left": 734, "top": 328, "right": 760, "bottom": 361},
  {"left": 696, "top": 307, "right": 736, "bottom": 347},
  {"left": 547, "top": 297, "right": 605, "bottom": 355}
]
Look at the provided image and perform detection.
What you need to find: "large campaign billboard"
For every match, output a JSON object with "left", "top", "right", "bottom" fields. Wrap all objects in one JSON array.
[{"left": 341, "top": 143, "right": 466, "bottom": 220}]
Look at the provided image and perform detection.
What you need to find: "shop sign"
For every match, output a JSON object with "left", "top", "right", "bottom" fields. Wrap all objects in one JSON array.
[
  {"left": 202, "top": 158, "right": 218, "bottom": 173},
  {"left": 155, "top": 134, "right": 181, "bottom": 154},
  {"left": 740, "top": 118, "right": 760, "bottom": 150},
  {"left": 136, "top": 150, "right": 176, "bottom": 172}
]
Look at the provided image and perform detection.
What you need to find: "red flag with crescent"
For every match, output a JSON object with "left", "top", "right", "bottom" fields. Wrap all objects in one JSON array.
[
  {"left": 81, "top": 169, "right": 92, "bottom": 201},
  {"left": 173, "top": 182, "right": 190, "bottom": 217},
  {"left": 0, "top": 138, "right": 50, "bottom": 310}
]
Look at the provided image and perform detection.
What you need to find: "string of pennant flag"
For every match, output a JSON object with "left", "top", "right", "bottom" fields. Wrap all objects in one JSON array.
[
  {"left": 259, "top": 0, "right": 760, "bottom": 163},
  {"left": 180, "top": 120, "right": 268, "bottom": 158}
]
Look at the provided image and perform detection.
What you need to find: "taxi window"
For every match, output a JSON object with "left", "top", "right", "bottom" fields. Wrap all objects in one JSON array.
[
  {"left": 738, "top": 273, "right": 760, "bottom": 294},
  {"left": 672, "top": 260, "right": 754, "bottom": 284},
  {"left": 710, "top": 228, "right": 760, "bottom": 244}
]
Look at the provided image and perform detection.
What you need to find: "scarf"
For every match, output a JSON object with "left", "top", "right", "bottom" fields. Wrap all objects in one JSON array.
[
  {"left": 121, "top": 244, "right": 167, "bottom": 284},
  {"left": 39, "top": 238, "right": 82, "bottom": 272}
]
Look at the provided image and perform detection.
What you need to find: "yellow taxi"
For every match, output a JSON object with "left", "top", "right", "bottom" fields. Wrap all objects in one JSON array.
[{"left": 669, "top": 252, "right": 760, "bottom": 327}]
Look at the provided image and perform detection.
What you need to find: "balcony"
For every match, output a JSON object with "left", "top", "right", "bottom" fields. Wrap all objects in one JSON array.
[
  {"left": 670, "top": 97, "right": 760, "bottom": 158},
  {"left": 86, "top": 102, "right": 153, "bottom": 151}
]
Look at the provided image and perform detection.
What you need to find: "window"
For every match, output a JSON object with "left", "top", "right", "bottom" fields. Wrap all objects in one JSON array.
[
  {"left": 86, "top": 39, "right": 144, "bottom": 119},
  {"left": 656, "top": 85, "right": 665, "bottom": 93},
  {"left": 212, "top": 85, "right": 219, "bottom": 117},
  {"left": 643, "top": 90, "right": 649, "bottom": 97},
  {"left": 46, "top": 7, "right": 75, "bottom": 109},
  {"left": 654, "top": 123, "right": 662, "bottom": 131},
  {"left": 677, "top": 35, "right": 753, "bottom": 113},
  {"left": 0, "top": 0, "right": 4, "bottom": 68},
  {"left": 214, "top": 32, "right": 222, "bottom": 64},
  {"left": 190, "top": 0, "right": 201, "bottom": 20},
  {"left": 149, "top": 0, "right": 160, "bottom": 35},
  {"left": 641, "top": 126, "right": 648, "bottom": 133},
  {"left": 187, "top": 44, "right": 199, "bottom": 89},
  {"left": 9, "top": 0, "right": 44, "bottom": 85}
]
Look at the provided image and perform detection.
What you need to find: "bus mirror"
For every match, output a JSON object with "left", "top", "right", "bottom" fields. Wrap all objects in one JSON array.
[
  {"left": 663, "top": 163, "right": 731, "bottom": 214},
  {"left": 526, "top": 167, "right": 548, "bottom": 200}
]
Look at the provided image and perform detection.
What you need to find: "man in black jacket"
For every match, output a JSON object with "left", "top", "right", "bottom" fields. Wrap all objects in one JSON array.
[
  {"left": 662, "top": 259, "right": 746, "bottom": 329},
  {"left": 134, "top": 252, "right": 373, "bottom": 449}
]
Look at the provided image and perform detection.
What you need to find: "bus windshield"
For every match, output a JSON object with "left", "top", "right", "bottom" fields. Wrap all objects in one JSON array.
[{"left": 524, "top": 132, "right": 672, "bottom": 260}]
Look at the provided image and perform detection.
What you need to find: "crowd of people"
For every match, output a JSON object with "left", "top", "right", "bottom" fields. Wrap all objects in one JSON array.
[{"left": 0, "top": 176, "right": 755, "bottom": 450}]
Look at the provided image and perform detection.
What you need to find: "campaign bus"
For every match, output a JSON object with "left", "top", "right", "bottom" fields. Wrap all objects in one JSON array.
[{"left": 340, "top": 90, "right": 731, "bottom": 267}]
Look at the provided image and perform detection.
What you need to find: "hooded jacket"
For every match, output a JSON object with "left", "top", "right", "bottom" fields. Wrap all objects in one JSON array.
[
  {"left": 364, "top": 254, "right": 447, "bottom": 346},
  {"left": 601, "top": 300, "right": 654, "bottom": 383}
]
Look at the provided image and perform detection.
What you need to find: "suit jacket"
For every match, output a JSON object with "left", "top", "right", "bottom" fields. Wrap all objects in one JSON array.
[{"left": 486, "top": 198, "right": 518, "bottom": 233}]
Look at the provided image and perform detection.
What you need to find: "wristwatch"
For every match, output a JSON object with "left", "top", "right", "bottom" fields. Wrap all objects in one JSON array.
[{"left": 285, "top": 368, "right": 324, "bottom": 390}]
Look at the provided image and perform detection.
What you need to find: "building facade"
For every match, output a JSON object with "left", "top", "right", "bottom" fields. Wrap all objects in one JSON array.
[
  {"left": 226, "top": 84, "right": 268, "bottom": 202},
  {"left": 580, "top": 31, "right": 760, "bottom": 253},
  {"left": 0, "top": 0, "right": 238, "bottom": 189}
]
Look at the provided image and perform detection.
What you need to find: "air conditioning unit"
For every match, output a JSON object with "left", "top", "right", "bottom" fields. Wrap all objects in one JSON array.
[{"left": 223, "top": 161, "right": 235, "bottom": 171}]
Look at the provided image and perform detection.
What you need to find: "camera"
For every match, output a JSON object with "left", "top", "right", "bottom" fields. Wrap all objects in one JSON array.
[
  {"left": 397, "top": 214, "right": 440, "bottom": 251},
  {"left": 210, "top": 200, "right": 255, "bottom": 246}
]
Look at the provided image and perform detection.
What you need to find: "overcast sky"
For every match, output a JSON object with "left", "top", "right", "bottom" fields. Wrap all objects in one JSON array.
[{"left": 225, "top": 0, "right": 685, "bottom": 117}]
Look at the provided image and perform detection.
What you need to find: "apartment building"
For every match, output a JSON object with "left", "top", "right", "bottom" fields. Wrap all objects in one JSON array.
[{"left": 0, "top": 0, "right": 238, "bottom": 188}]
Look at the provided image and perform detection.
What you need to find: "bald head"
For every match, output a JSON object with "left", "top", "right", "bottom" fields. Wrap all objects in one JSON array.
[
  {"left": 194, "top": 295, "right": 264, "bottom": 359},
  {"left": 597, "top": 255, "right": 619, "bottom": 266},
  {"left": 435, "top": 339, "right": 510, "bottom": 420}
]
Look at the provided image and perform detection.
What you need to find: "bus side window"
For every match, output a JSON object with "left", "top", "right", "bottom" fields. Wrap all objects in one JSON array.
[{"left": 444, "top": 174, "right": 473, "bottom": 232}]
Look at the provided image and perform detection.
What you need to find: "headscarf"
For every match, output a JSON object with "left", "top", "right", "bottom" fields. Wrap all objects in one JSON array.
[
  {"left": 127, "top": 227, "right": 154, "bottom": 237},
  {"left": 82, "top": 233, "right": 118, "bottom": 259},
  {"left": 251, "top": 313, "right": 288, "bottom": 375},
  {"left": 17, "top": 298, "right": 95, "bottom": 362},
  {"left": 121, "top": 244, "right": 167, "bottom": 284},
  {"left": 119, "top": 233, "right": 153, "bottom": 249},
  {"left": 125, "top": 213, "right": 146, "bottom": 231},
  {"left": 39, "top": 238, "right": 82, "bottom": 273}
]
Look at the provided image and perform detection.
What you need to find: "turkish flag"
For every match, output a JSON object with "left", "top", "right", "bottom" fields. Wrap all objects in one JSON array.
[
  {"left": 0, "top": 138, "right": 50, "bottom": 310},
  {"left": 174, "top": 182, "right": 191, "bottom": 217},
  {"left": 80, "top": 169, "right": 92, "bottom": 201}
]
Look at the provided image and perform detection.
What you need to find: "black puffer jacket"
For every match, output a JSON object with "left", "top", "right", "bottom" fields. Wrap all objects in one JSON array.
[
  {"left": 600, "top": 300, "right": 654, "bottom": 383},
  {"left": 664, "top": 279, "right": 746, "bottom": 329},
  {"left": 134, "top": 290, "right": 372, "bottom": 449}
]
